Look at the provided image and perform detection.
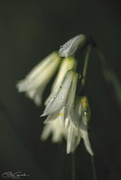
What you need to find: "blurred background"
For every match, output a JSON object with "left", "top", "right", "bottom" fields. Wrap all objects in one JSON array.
[{"left": 0, "top": 0, "right": 121, "bottom": 179}]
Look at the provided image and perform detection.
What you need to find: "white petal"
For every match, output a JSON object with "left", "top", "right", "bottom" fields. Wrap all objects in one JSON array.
[
  {"left": 79, "top": 116, "right": 88, "bottom": 131},
  {"left": 26, "top": 83, "right": 46, "bottom": 106},
  {"left": 68, "top": 96, "right": 81, "bottom": 128},
  {"left": 41, "top": 124, "right": 53, "bottom": 141},
  {"left": 45, "top": 57, "right": 77, "bottom": 106},
  {"left": 51, "top": 57, "right": 77, "bottom": 90},
  {"left": 59, "top": 106, "right": 70, "bottom": 128},
  {"left": 65, "top": 73, "right": 78, "bottom": 123},
  {"left": 42, "top": 71, "right": 73, "bottom": 116},
  {"left": 72, "top": 96, "right": 91, "bottom": 128},
  {"left": 17, "top": 52, "right": 61, "bottom": 91},
  {"left": 67, "top": 124, "right": 81, "bottom": 154},
  {"left": 51, "top": 118, "right": 67, "bottom": 142},
  {"left": 66, "top": 95, "right": 93, "bottom": 155},
  {"left": 17, "top": 52, "right": 61, "bottom": 106},
  {"left": 59, "top": 34, "right": 86, "bottom": 57},
  {"left": 59, "top": 106, "right": 66, "bottom": 124},
  {"left": 19, "top": 52, "right": 59, "bottom": 84},
  {"left": 43, "top": 110, "right": 59, "bottom": 123},
  {"left": 41, "top": 117, "right": 67, "bottom": 143},
  {"left": 42, "top": 79, "right": 64, "bottom": 115},
  {"left": 80, "top": 128, "right": 94, "bottom": 156},
  {"left": 69, "top": 108, "right": 77, "bottom": 128}
]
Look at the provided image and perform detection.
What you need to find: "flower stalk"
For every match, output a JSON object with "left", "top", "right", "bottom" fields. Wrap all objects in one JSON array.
[
  {"left": 82, "top": 45, "right": 92, "bottom": 87},
  {"left": 95, "top": 46, "right": 121, "bottom": 109},
  {"left": 72, "top": 152, "right": 75, "bottom": 180}
]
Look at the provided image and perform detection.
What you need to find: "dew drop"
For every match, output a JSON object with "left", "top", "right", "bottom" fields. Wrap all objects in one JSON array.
[
  {"left": 60, "top": 85, "right": 63, "bottom": 88},
  {"left": 77, "top": 73, "right": 81, "bottom": 79}
]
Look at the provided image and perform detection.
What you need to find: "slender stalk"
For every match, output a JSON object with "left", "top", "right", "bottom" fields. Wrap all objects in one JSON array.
[
  {"left": 82, "top": 45, "right": 92, "bottom": 87},
  {"left": 95, "top": 46, "right": 121, "bottom": 108},
  {"left": 94, "top": 47, "right": 108, "bottom": 69},
  {"left": 90, "top": 156, "right": 97, "bottom": 180},
  {"left": 71, "top": 152, "right": 75, "bottom": 180},
  {"left": 54, "top": 143, "right": 65, "bottom": 180}
]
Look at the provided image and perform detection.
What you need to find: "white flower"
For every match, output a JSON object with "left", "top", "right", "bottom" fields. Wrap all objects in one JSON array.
[
  {"left": 40, "top": 70, "right": 79, "bottom": 142},
  {"left": 66, "top": 96, "right": 94, "bottom": 156},
  {"left": 45, "top": 56, "right": 77, "bottom": 105},
  {"left": 40, "top": 70, "right": 93, "bottom": 155},
  {"left": 41, "top": 70, "right": 79, "bottom": 120},
  {"left": 41, "top": 58, "right": 77, "bottom": 143},
  {"left": 16, "top": 52, "right": 61, "bottom": 106},
  {"left": 59, "top": 34, "right": 86, "bottom": 58},
  {"left": 41, "top": 117, "right": 67, "bottom": 143},
  {"left": 51, "top": 56, "right": 77, "bottom": 90}
]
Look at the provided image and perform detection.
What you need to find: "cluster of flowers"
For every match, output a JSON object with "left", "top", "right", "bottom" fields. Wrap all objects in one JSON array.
[{"left": 17, "top": 34, "right": 93, "bottom": 156}]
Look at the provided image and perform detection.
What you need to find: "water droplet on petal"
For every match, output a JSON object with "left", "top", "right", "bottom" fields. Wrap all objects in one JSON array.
[
  {"left": 77, "top": 73, "right": 81, "bottom": 79},
  {"left": 60, "top": 85, "right": 63, "bottom": 88}
]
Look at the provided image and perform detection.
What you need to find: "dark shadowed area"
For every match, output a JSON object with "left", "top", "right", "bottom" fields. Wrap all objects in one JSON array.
[{"left": 0, "top": 0, "right": 121, "bottom": 180}]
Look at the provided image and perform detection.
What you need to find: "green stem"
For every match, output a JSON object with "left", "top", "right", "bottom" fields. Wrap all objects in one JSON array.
[
  {"left": 54, "top": 143, "right": 65, "bottom": 180},
  {"left": 71, "top": 152, "right": 75, "bottom": 180},
  {"left": 82, "top": 45, "right": 92, "bottom": 87},
  {"left": 95, "top": 46, "right": 121, "bottom": 108},
  {"left": 90, "top": 156, "right": 97, "bottom": 180},
  {"left": 94, "top": 47, "right": 108, "bottom": 69}
]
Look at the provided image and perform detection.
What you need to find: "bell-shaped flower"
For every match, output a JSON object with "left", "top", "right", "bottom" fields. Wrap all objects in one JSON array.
[
  {"left": 16, "top": 52, "right": 61, "bottom": 106},
  {"left": 40, "top": 70, "right": 79, "bottom": 142},
  {"left": 51, "top": 56, "right": 77, "bottom": 90},
  {"left": 41, "top": 116, "right": 67, "bottom": 143},
  {"left": 45, "top": 56, "right": 77, "bottom": 105},
  {"left": 59, "top": 34, "right": 86, "bottom": 58},
  {"left": 41, "top": 70, "right": 79, "bottom": 120},
  {"left": 40, "top": 69, "right": 93, "bottom": 155},
  {"left": 66, "top": 96, "right": 93, "bottom": 156}
]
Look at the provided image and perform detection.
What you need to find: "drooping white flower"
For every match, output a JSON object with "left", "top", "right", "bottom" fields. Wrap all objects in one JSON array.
[
  {"left": 45, "top": 56, "right": 77, "bottom": 105},
  {"left": 59, "top": 34, "right": 86, "bottom": 58},
  {"left": 16, "top": 52, "right": 61, "bottom": 106},
  {"left": 40, "top": 69, "right": 93, "bottom": 155},
  {"left": 40, "top": 70, "right": 79, "bottom": 142},
  {"left": 51, "top": 56, "right": 77, "bottom": 90},
  {"left": 41, "top": 70, "right": 79, "bottom": 120},
  {"left": 41, "top": 116, "right": 67, "bottom": 143},
  {"left": 66, "top": 96, "right": 94, "bottom": 156}
]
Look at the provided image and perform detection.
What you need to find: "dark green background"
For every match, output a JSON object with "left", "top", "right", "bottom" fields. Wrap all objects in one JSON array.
[{"left": 0, "top": 0, "right": 121, "bottom": 180}]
